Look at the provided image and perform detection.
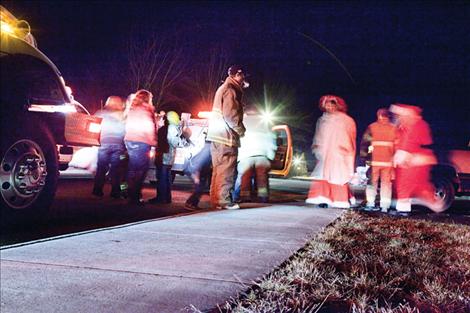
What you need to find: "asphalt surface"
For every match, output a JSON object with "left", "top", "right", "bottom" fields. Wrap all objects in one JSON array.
[
  {"left": 1, "top": 170, "right": 469, "bottom": 312},
  {"left": 0, "top": 174, "right": 308, "bottom": 246}
]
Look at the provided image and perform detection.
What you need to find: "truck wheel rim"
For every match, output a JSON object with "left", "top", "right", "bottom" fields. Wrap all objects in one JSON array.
[
  {"left": 434, "top": 184, "right": 447, "bottom": 201},
  {"left": 1, "top": 139, "right": 47, "bottom": 209}
]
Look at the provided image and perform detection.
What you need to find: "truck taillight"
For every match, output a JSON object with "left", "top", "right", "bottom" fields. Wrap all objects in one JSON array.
[
  {"left": 88, "top": 122, "right": 101, "bottom": 133},
  {"left": 149, "top": 148, "right": 155, "bottom": 159},
  {"left": 197, "top": 111, "right": 212, "bottom": 119}
]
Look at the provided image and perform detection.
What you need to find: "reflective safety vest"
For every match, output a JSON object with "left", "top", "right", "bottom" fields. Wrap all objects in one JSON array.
[{"left": 368, "top": 121, "right": 396, "bottom": 167}]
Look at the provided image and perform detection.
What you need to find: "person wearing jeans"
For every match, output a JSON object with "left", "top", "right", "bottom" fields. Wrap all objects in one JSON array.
[
  {"left": 124, "top": 90, "right": 156, "bottom": 205},
  {"left": 92, "top": 96, "right": 126, "bottom": 198},
  {"left": 184, "top": 141, "right": 212, "bottom": 210},
  {"left": 150, "top": 111, "right": 187, "bottom": 204}
]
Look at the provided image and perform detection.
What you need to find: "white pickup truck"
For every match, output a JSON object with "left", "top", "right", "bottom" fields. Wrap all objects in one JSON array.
[{"left": 146, "top": 112, "right": 293, "bottom": 182}]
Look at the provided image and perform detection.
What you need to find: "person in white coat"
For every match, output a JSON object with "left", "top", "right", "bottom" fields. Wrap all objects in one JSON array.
[
  {"left": 233, "top": 112, "right": 277, "bottom": 203},
  {"left": 306, "top": 95, "right": 356, "bottom": 208}
]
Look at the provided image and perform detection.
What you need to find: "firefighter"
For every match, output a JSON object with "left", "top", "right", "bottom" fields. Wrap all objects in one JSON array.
[
  {"left": 206, "top": 65, "right": 248, "bottom": 210},
  {"left": 360, "top": 108, "right": 397, "bottom": 212},
  {"left": 389, "top": 103, "right": 444, "bottom": 215}
]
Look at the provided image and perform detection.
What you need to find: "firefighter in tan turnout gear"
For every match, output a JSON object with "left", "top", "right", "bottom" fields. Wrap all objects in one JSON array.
[
  {"left": 206, "top": 65, "right": 248, "bottom": 210},
  {"left": 360, "top": 108, "right": 397, "bottom": 211}
]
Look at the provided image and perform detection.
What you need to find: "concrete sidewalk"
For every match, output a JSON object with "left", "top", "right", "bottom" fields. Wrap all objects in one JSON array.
[{"left": 1, "top": 204, "right": 342, "bottom": 313}]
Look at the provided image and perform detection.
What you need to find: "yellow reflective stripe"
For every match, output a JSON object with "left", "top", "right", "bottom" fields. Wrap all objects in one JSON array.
[
  {"left": 207, "top": 135, "right": 233, "bottom": 145},
  {"left": 371, "top": 141, "right": 394, "bottom": 147},
  {"left": 371, "top": 161, "right": 393, "bottom": 167}
]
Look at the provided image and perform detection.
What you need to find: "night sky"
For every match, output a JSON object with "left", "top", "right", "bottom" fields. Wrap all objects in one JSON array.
[{"left": 3, "top": 0, "right": 469, "bottom": 157}]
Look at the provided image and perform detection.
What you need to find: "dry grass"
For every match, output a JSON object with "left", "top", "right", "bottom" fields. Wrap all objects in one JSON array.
[{"left": 209, "top": 211, "right": 470, "bottom": 313}]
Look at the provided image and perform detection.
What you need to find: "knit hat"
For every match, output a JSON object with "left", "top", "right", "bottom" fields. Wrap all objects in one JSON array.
[
  {"left": 166, "top": 111, "right": 180, "bottom": 125},
  {"left": 228, "top": 65, "right": 249, "bottom": 77}
]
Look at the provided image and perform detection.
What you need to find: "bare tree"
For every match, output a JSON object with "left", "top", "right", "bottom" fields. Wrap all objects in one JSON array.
[
  {"left": 127, "top": 28, "right": 188, "bottom": 110},
  {"left": 190, "top": 44, "right": 231, "bottom": 111}
]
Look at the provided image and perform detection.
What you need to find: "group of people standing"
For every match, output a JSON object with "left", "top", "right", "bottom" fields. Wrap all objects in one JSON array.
[
  {"left": 92, "top": 90, "right": 187, "bottom": 206},
  {"left": 92, "top": 64, "right": 444, "bottom": 215},
  {"left": 91, "top": 65, "right": 272, "bottom": 211},
  {"left": 306, "top": 94, "right": 445, "bottom": 215}
]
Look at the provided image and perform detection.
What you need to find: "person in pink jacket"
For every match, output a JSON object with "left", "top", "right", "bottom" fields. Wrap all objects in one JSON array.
[
  {"left": 124, "top": 89, "right": 156, "bottom": 205},
  {"left": 306, "top": 95, "right": 356, "bottom": 208}
]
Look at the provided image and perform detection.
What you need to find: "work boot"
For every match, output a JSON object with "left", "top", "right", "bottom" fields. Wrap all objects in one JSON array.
[
  {"left": 216, "top": 203, "right": 240, "bottom": 210},
  {"left": 258, "top": 196, "right": 269, "bottom": 203},
  {"left": 128, "top": 198, "right": 145, "bottom": 207},
  {"left": 364, "top": 205, "right": 380, "bottom": 212},
  {"left": 184, "top": 202, "right": 199, "bottom": 211},
  {"left": 92, "top": 189, "right": 104, "bottom": 197},
  {"left": 388, "top": 210, "right": 410, "bottom": 217}
]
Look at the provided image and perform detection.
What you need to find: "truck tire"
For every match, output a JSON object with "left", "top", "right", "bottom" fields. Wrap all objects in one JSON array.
[
  {"left": 432, "top": 176, "right": 455, "bottom": 212},
  {"left": 1, "top": 122, "right": 58, "bottom": 223}
]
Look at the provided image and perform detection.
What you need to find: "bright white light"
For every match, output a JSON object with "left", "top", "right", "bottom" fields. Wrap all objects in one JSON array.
[
  {"left": 261, "top": 110, "right": 275, "bottom": 124},
  {"left": 292, "top": 155, "right": 302, "bottom": 166},
  {"left": 55, "top": 105, "right": 77, "bottom": 113},
  {"left": 29, "top": 104, "right": 77, "bottom": 113},
  {"left": 88, "top": 122, "right": 101, "bottom": 134},
  {"left": 1, "top": 21, "right": 14, "bottom": 34},
  {"left": 197, "top": 111, "right": 212, "bottom": 119},
  {"left": 149, "top": 147, "right": 156, "bottom": 159}
]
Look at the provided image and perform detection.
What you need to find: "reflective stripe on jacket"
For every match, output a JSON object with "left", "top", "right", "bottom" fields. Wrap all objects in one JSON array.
[
  {"left": 206, "top": 77, "right": 245, "bottom": 147},
  {"left": 368, "top": 121, "right": 396, "bottom": 166}
]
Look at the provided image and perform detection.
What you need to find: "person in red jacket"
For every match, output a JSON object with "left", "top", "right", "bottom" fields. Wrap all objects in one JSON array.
[
  {"left": 389, "top": 103, "right": 445, "bottom": 215},
  {"left": 360, "top": 108, "right": 397, "bottom": 212}
]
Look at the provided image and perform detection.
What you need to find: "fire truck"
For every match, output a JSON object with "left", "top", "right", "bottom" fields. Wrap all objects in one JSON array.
[{"left": 0, "top": 6, "right": 102, "bottom": 219}]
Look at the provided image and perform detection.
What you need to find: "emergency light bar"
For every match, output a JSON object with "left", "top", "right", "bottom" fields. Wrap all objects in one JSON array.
[{"left": 0, "top": 5, "right": 37, "bottom": 47}]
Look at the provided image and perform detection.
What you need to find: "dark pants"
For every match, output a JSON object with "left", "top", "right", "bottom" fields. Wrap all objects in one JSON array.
[
  {"left": 186, "top": 142, "right": 212, "bottom": 206},
  {"left": 156, "top": 164, "right": 172, "bottom": 203},
  {"left": 125, "top": 141, "right": 151, "bottom": 202},
  {"left": 93, "top": 143, "right": 125, "bottom": 197}
]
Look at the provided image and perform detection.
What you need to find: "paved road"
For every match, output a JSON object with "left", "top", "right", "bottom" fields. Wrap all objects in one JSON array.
[
  {"left": 0, "top": 173, "right": 307, "bottom": 246},
  {"left": 1, "top": 170, "right": 469, "bottom": 312},
  {"left": 2, "top": 170, "right": 469, "bottom": 246}
]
